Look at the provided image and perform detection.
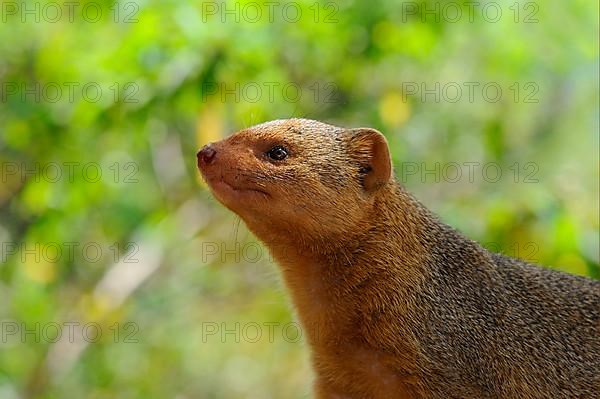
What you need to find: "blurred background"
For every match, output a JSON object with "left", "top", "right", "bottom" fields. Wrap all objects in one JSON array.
[{"left": 0, "top": 0, "right": 598, "bottom": 397}]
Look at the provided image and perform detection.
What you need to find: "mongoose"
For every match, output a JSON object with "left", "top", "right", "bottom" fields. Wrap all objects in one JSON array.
[{"left": 196, "top": 118, "right": 600, "bottom": 399}]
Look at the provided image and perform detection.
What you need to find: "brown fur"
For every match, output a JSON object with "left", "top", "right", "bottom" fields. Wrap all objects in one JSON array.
[{"left": 197, "top": 118, "right": 600, "bottom": 399}]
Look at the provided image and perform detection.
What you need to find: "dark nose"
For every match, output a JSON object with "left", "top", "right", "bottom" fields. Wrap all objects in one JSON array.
[{"left": 197, "top": 144, "right": 216, "bottom": 166}]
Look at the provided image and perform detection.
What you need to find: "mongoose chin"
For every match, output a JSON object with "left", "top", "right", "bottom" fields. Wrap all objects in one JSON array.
[{"left": 197, "top": 118, "right": 600, "bottom": 399}]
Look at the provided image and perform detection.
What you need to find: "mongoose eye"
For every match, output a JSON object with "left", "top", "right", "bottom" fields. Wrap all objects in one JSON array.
[{"left": 266, "top": 146, "right": 288, "bottom": 161}]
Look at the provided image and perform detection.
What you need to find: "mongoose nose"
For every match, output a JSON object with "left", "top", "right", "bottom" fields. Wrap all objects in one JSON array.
[{"left": 197, "top": 144, "right": 217, "bottom": 166}]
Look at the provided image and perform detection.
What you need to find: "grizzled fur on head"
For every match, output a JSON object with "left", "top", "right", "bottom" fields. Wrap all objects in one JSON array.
[{"left": 198, "top": 118, "right": 392, "bottom": 245}]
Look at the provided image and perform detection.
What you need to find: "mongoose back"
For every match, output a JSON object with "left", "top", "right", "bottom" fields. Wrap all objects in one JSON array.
[{"left": 196, "top": 118, "right": 600, "bottom": 399}]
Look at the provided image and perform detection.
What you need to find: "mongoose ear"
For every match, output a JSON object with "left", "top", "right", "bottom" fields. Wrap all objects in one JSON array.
[{"left": 347, "top": 128, "right": 392, "bottom": 192}]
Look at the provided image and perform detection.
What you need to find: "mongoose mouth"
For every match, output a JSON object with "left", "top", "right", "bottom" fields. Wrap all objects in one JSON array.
[
  {"left": 210, "top": 177, "right": 270, "bottom": 198},
  {"left": 201, "top": 172, "right": 271, "bottom": 208}
]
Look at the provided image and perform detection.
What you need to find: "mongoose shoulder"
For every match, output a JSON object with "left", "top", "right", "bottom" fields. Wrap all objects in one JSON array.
[{"left": 197, "top": 118, "right": 600, "bottom": 399}]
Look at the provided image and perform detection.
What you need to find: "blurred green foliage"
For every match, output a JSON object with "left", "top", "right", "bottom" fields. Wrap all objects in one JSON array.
[{"left": 0, "top": 0, "right": 598, "bottom": 397}]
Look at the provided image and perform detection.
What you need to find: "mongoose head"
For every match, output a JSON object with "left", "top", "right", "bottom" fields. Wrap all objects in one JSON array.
[{"left": 197, "top": 118, "right": 392, "bottom": 244}]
